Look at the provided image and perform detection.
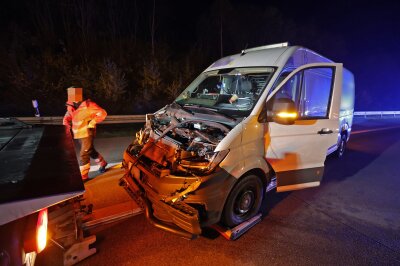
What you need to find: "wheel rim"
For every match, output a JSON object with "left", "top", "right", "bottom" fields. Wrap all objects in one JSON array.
[
  {"left": 222, "top": 175, "right": 264, "bottom": 227},
  {"left": 234, "top": 190, "right": 255, "bottom": 215}
]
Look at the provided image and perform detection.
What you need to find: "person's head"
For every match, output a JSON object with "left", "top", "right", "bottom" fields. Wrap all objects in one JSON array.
[{"left": 67, "top": 87, "right": 83, "bottom": 103}]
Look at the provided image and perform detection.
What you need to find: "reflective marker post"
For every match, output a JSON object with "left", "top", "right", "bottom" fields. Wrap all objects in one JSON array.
[{"left": 32, "top": 99, "right": 40, "bottom": 117}]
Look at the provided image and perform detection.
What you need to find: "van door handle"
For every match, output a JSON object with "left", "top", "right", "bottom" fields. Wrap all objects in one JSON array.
[{"left": 318, "top": 128, "right": 333, "bottom": 134}]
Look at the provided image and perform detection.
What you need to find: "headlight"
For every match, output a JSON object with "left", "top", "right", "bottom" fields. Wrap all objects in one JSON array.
[{"left": 179, "top": 150, "right": 229, "bottom": 174}]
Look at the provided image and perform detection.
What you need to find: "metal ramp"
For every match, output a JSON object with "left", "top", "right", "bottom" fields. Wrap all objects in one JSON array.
[{"left": 47, "top": 166, "right": 143, "bottom": 265}]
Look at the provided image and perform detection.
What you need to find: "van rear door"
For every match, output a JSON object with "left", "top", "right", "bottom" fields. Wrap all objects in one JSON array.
[{"left": 264, "top": 63, "right": 342, "bottom": 192}]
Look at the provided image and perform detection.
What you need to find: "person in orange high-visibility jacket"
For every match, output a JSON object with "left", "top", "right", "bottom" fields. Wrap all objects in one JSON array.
[{"left": 63, "top": 87, "right": 108, "bottom": 181}]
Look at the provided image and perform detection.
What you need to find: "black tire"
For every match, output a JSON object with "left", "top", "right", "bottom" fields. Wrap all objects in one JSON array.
[
  {"left": 336, "top": 134, "right": 347, "bottom": 158},
  {"left": 221, "top": 175, "right": 264, "bottom": 227}
]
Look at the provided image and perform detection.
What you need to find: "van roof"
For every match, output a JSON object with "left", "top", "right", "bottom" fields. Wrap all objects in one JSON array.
[{"left": 205, "top": 44, "right": 333, "bottom": 72}]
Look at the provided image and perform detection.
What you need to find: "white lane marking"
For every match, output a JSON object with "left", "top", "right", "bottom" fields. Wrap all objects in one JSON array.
[
  {"left": 352, "top": 125, "right": 400, "bottom": 135},
  {"left": 89, "top": 162, "right": 121, "bottom": 172}
]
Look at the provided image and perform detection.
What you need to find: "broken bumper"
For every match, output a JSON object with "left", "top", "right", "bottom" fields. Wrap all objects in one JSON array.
[
  {"left": 120, "top": 173, "right": 199, "bottom": 239},
  {"left": 120, "top": 152, "right": 237, "bottom": 237}
]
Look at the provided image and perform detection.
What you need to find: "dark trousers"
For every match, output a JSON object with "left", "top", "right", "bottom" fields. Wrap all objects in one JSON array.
[{"left": 79, "top": 134, "right": 100, "bottom": 165}]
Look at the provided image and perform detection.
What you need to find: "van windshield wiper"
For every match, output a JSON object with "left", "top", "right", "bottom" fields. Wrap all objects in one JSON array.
[
  {"left": 184, "top": 103, "right": 217, "bottom": 111},
  {"left": 169, "top": 102, "right": 195, "bottom": 116},
  {"left": 184, "top": 104, "right": 236, "bottom": 122}
]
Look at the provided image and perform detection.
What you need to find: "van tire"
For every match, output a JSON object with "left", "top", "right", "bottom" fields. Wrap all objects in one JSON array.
[
  {"left": 221, "top": 174, "right": 264, "bottom": 228},
  {"left": 337, "top": 135, "right": 347, "bottom": 158}
]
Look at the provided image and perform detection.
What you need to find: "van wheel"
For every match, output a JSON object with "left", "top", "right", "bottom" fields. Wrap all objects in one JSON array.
[
  {"left": 337, "top": 135, "right": 347, "bottom": 158},
  {"left": 221, "top": 175, "right": 264, "bottom": 228}
]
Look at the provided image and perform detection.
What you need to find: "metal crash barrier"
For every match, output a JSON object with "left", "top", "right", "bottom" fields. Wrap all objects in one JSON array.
[
  {"left": 354, "top": 111, "right": 400, "bottom": 118},
  {"left": 12, "top": 111, "right": 400, "bottom": 125},
  {"left": 15, "top": 115, "right": 146, "bottom": 125}
]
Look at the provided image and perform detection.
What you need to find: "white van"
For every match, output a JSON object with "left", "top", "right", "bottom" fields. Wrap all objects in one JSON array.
[{"left": 121, "top": 43, "right": 355, "bottom": 238}]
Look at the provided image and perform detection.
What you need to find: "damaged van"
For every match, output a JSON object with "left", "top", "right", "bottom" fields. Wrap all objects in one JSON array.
[{"left": 120, "top": 43, "right": 355, "bottom": 239}]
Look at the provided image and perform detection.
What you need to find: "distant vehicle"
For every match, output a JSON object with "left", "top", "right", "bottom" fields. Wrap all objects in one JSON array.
[{"left": 121, "top": 43, "right": 355, "bottom": 239}]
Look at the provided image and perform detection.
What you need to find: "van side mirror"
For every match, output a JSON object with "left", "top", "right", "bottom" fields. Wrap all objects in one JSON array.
[{"left": 266, "top": 98, "right": 298, "bottom": 125}]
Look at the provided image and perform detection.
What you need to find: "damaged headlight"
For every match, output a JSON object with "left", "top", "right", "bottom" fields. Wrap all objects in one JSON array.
[{"left": 179, "top": 150, "right": 229, "bottom": 174}]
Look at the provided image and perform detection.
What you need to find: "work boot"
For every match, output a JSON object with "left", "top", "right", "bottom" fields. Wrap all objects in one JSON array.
[
  {"left": 95, "top": 154, "right": 107, "bottom": 174},
  {"left": 98, "top": 163, "right": 107, "bottom": 173},
  {"left": 80, "top": 163, "right": 90, "bottom": 181}
]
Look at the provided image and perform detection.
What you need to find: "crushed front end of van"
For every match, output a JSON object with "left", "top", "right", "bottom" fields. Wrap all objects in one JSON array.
[{"left": 120, "top": 103, "right": 239, "bottom": 238}]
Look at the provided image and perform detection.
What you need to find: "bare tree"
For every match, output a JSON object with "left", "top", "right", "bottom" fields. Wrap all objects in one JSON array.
[
  {"left": 60, "top": 1, "right": 74, "bottom": 50},
  {"left": 135, "top": 0, "right": 139, "bottom": 45},
  {"left": 74, "top": 0, "right": 94, "bottom": 54},
  {"left": 30, "top": 1, "right": 55, "bottom": 44},
  {"left": 219, "top": 0, "right": 223, "bottom": 57},
  {"left": 140, "top": 60, "right": 161, "bottom": 103},
  {"left": 151, "top": 0, "right": 156, "bottom": 56},
  {"left": 96, "top": 60, "right": 127, "bottom": 102}
]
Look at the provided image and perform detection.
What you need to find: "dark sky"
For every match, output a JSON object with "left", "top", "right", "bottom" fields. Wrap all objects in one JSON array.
[{"left": 256, "top": 0, "right": 400, "bottom": 110}]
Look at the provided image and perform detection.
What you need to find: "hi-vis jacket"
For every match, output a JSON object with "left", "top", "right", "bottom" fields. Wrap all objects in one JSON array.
[{"left": 63, "top": 99, "right": 107, "bottom": 139}]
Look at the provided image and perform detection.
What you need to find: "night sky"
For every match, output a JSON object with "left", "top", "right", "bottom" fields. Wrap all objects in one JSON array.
[
  {"left": 1, "top": 0, "right": 400, "bottom": 114},
  {"left": 270, "top": 0, "right": 400, "bottom": 111}
]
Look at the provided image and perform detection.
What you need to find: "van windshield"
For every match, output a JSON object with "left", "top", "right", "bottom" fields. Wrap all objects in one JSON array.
[{"left": 175, "top": 67, "right": 275, "bottom": 116}]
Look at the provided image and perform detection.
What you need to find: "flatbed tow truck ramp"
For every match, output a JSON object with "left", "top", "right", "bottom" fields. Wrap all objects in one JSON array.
[
  {"left": 79, "top": 166, "right": 143, "bottom": 232},
  {"left": 41, "top": 166, "right": 143, "bottom": 266}
]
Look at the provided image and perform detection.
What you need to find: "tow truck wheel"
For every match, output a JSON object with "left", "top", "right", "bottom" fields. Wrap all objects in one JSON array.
[
  {"left": 337, "top": 134, "right": 347, "bottom": 158},
  {"left": 221, "top": 175, "right": 264, "bottom": 228}
]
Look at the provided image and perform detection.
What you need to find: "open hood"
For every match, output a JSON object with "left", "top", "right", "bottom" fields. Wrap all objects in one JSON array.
[{"left": 127, "top": 103, "right": 236, "bottom": 177}]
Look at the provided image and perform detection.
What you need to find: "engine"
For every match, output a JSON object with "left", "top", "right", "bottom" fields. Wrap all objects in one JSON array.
[{"left": 127, "top": 105, "right": 231, "bottom": 177}]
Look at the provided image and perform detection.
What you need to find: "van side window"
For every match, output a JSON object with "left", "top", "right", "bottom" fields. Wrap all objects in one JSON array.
[
  {"left": 268, "top": 70, "right": 292, "bottom": 96},
  {"left": 269, "top": 72, "right": 302, "bottom": 108},
  {"left": 274, "top": 72, "right": 301, "bottom": 102},
  {"left": 299, "top": 67, "right": 334, "bottom": 118}
]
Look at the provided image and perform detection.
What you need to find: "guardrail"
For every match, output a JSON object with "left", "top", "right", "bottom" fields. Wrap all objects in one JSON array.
[
  {"left": 10, "top": 111, "right": 400, "bottom": 125},
  {"left": 15, "top": 115, "right": 146, "bottom": 125},
  {"left": 354, "top": 111, "right": 400, "bottom": 118}
]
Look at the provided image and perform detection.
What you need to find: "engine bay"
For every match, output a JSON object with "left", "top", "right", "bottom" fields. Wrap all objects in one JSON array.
[{"left": 127, "top": 103, "right": 235, "bottom": 176}]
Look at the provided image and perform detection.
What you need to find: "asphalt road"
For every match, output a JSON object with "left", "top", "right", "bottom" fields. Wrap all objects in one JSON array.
[{"left": 38, "top": 118, "right": 400, "bottom": 266}]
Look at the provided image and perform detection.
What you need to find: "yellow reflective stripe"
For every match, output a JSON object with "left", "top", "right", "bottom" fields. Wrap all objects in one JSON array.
[
  {"left": 73, "top": 127, "right": 88, "bottom": 132},
  {"left": 72, "top": 127, "right": 89, "bottom": 138},
  {"left": 79, "top": 163, "right": 90, "bottom": 175}
]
